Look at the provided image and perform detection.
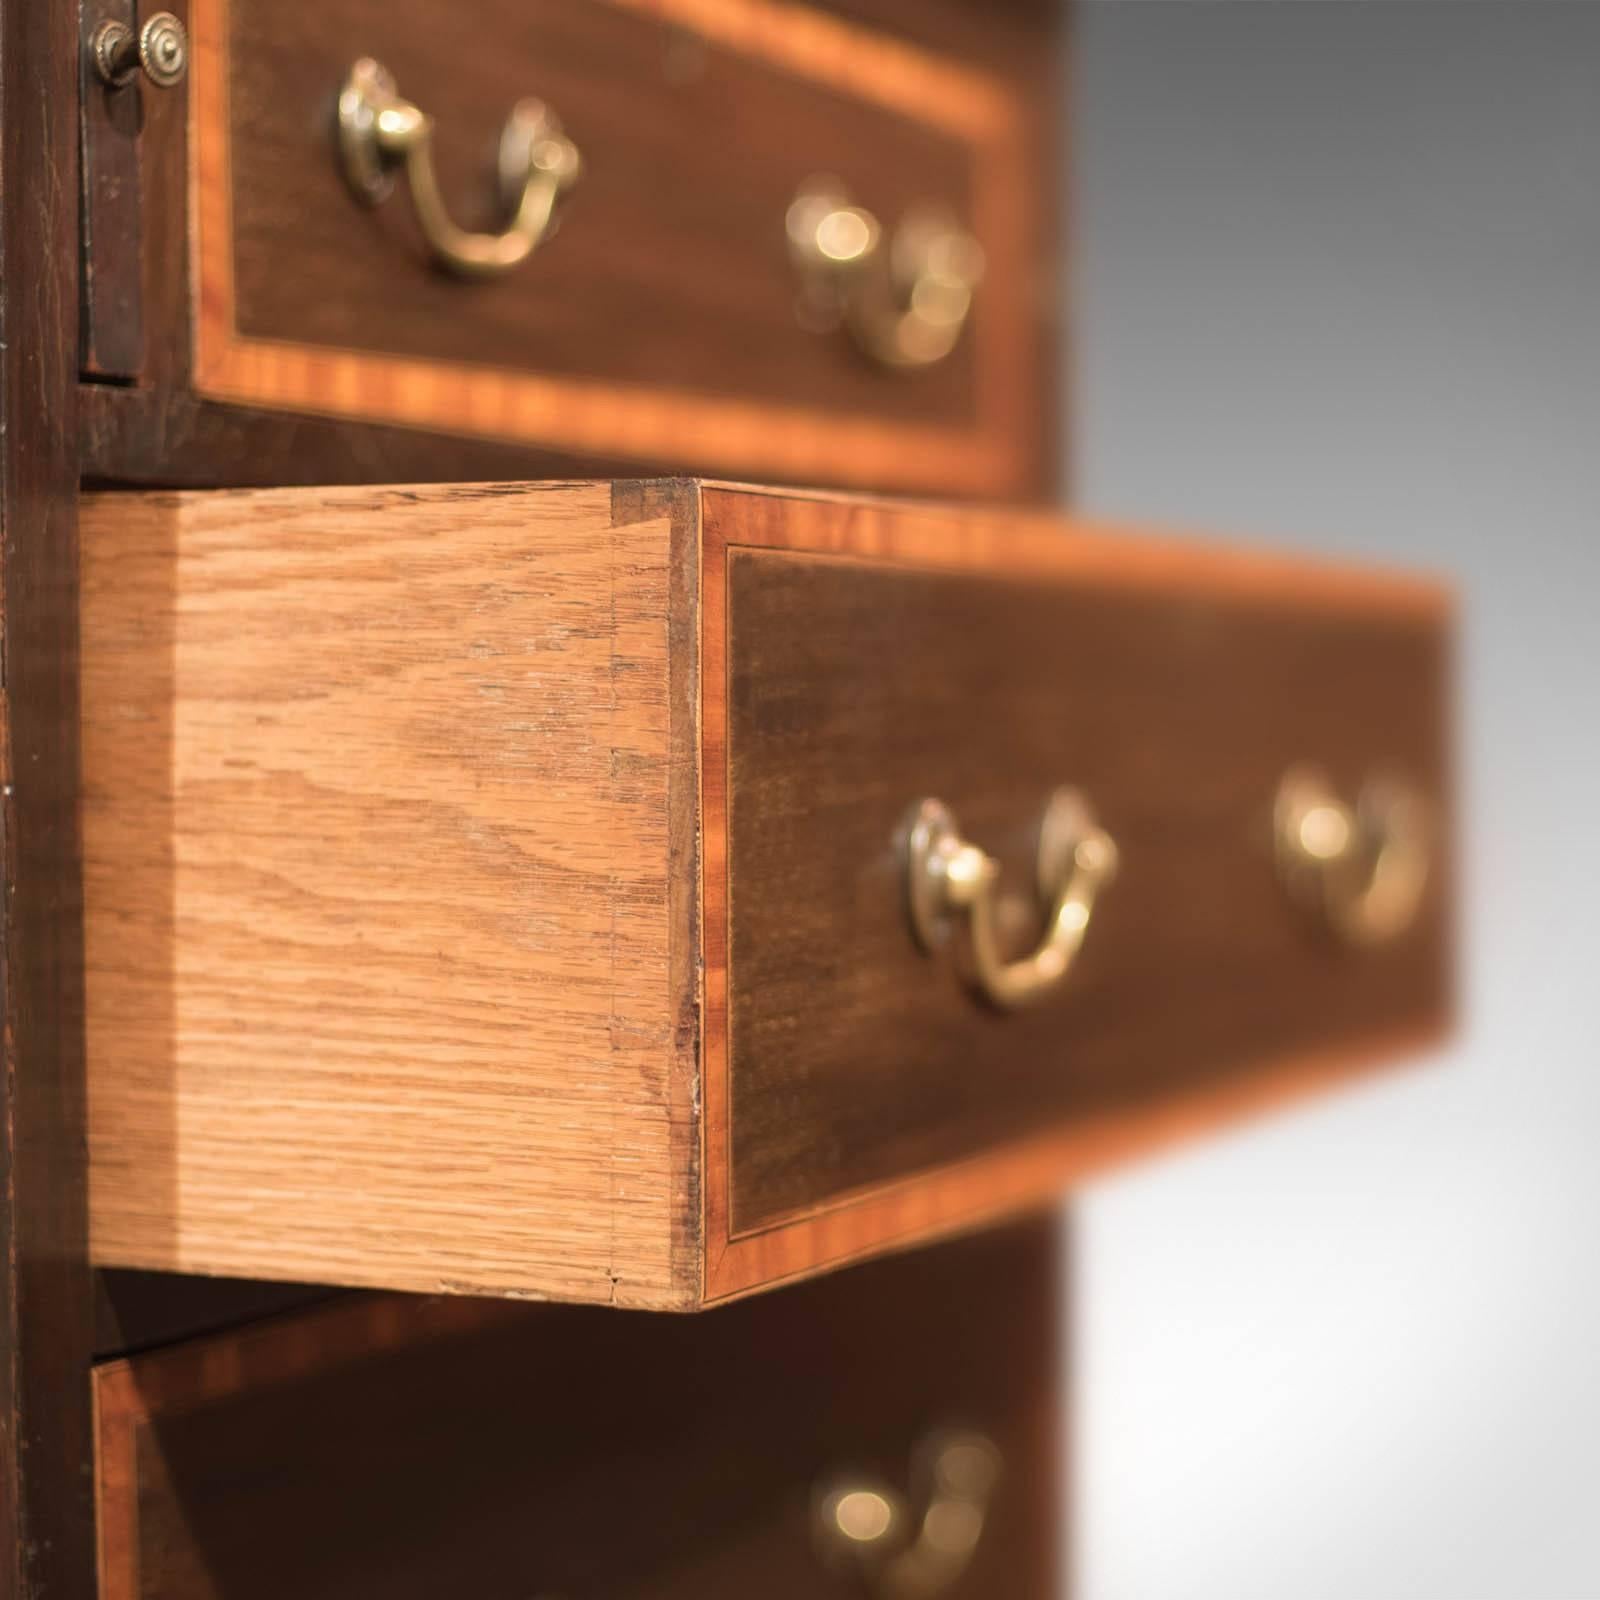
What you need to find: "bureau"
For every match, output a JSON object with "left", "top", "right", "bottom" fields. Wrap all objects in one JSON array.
[{"left": 1, "top": 1, "right": 1451, "bottom": 1596}]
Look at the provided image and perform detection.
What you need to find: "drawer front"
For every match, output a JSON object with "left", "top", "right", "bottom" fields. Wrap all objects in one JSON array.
[
  {"left": 701, "top": 488, "right": 1452, "bottom": 1292},
  {"left": 189, "top": 0, "right": 1044, "bottom": 495},
  {"left": 94, "top": 1220, "right": 1058, "bottom": 1600}
]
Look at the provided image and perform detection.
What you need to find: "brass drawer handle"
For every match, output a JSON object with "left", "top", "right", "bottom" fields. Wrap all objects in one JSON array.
[
  {"left": 904, "top": 789, "right": 1118, "bottom": 1010},
  {"left": 337, "top": 58, "right": 580, "bottom": 280},
  {"left": 1275, "top": 765, "right": 1432, "bottom": 945},
  {"left": 816, "top": 1430, "right": 1001, "bottom": 1599},
  {"left": 787, "top": 178, "right": 984, "bottom": 369}
]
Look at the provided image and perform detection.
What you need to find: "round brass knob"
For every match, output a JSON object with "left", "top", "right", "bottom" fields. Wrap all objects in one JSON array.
[{"left": 91, "top": 12, "right": 188, "bottom": 90}]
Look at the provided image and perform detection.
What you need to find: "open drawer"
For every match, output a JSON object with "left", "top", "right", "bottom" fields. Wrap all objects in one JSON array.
[{"left": 82, "top": 480, "right": 1453, "bottom": 1307}]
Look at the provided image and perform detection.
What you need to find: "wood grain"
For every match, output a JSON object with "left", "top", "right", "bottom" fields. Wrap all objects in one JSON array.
[
  {"left": 186, "top": 0, "right": 1043, "bottom": 497},
  {"left": 228, "top": 0, "right": 978, "bottom": 421},
  {"left": 78, "top": 0, "right": 1061, "bottom": 500},
  {"left": 695, "top": 483, "right": 1454, "bottom": 1299},
  {"left": 83, "top": 481, "right": 700, "bottom": 1306},
  {"left": 84, "top": 478, "right": 1452, "bottom": 1307},
  {"left": 94, "top": 1218, "right": 1059, "bottom": 1600},
  {"left": 0, "top": 0, "right": 99, "bottom": 1592},
  {"left": 724, "top": 545, "right": 1448, "bottom": 1230}
]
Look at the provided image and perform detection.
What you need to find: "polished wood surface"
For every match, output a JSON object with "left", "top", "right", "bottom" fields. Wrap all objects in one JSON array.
[
  {"left": 95, "top": 1218, "right": 1060, "bottom": 1600},
  {"left": 229, "top": 0, "right": 975, "bottom": 417},
  {"left": 697, "top": 485, "right": 1452, "bottom": 1298},
  {"left": 83, "top": 479, "right": 1452, "bottom": 1307},
  {"left": 0, "top": 0, "right": 99, "bottom": 1592},
  {"left": 83, "top": 481, "right": 700, "bottom": 1306},
  {"left": 186, "top": 0, "right": 1043, "bottom": 496},
  {"left": 723, "top": 537, "right": 1450, "bottom": 1231}
]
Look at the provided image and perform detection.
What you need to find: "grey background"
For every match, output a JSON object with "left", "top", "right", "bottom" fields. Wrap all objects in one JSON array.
[{"left": 1069, "top": 5, "right": 1600, "bottom": 1598}]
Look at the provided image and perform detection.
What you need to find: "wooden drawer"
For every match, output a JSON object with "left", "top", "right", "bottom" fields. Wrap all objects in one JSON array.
[
  {"left": 156, "top": 0, "right": 1048, "bottom": 496},
  {"left": 82, "top": 480, "right": 1452, "bottom": 1308},
  {"left": 94, "top": 1220, "right": 1059, "bottom": 1600}
]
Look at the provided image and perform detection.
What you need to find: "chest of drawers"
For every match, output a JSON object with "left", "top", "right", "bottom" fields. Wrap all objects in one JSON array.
[{"left": 0, "top": 1, "right": 1452, "bottom": 1595}]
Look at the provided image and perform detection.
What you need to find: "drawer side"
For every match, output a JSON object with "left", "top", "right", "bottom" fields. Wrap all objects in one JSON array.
[{"left": 82, "top": 480, "right": 698, "bottom": 1307}]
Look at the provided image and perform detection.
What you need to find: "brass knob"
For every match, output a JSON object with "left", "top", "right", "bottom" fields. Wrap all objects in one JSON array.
[
  {"left": 816, "top": 1431, "right": 1001, "bottom": 1599},
  {"left": 788, "top": 178, "right": 984, "bottom": 369},
  {"left": 1274, "top": 765, "right": 1431, "bottom": 946},
  {"left": 337, "top": 58, "right": 580, "bottom": 280},
  {"left": 904, "top": 788, "right": 1118, "bottom": 1011},
  {"left": 91, "top": 11, "right": 188, "bottom": 90}
]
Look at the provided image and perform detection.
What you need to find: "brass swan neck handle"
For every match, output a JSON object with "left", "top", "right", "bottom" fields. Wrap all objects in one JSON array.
[
  {"left": 1274, "top": 765, "right": 1431, "bottom": 946},
  {"left": 816, "top": 1430, "right": 1002, "bottom": 1599},
  {"left": 905, "top": 788, "right": 1118, "bottom": 1010},
  {"left": 337, "top": 58, "right": 580, "bottom": 280}
]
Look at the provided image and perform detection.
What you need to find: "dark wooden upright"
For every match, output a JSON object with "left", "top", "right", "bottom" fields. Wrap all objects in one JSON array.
[{"left": 0, "top": 0, "right": 97, "bottom": 1594}]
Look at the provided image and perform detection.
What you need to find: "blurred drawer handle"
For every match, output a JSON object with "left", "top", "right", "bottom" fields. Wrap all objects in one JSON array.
[
  {"left": 337, "top": 57, "right": 580, "bottom": 280},
  {"left": 1275, "top": 765, "right": 1431, "bottom": 945},
  {"left": 904, "top": 788, "right": 1118, "bottom": 1011},
  {"left": 816, "top": 1430, "right": 1001, "bottom": 1598},
  {"left": 787, "top": 178, "right": 984, "bottom": 369}
]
